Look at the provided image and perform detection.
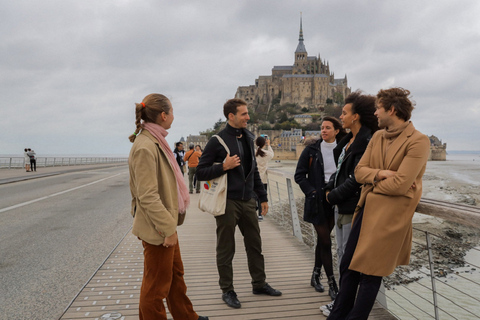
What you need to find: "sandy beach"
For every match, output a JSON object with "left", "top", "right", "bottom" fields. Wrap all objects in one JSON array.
[
  {"left": 267, "top": 152, "right": 480, "bottom": 280},
  {"left": 422, "top": 153, "right": 480, "bottom": 206}
]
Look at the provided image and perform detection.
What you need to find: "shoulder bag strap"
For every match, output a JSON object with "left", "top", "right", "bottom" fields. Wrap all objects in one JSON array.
[{"left": 212, "top": 135, "right": 230, "bottom": 155}]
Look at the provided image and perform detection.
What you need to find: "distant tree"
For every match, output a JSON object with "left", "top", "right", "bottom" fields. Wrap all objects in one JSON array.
[
  {"left": 301, "top": 107, "right": 309, "bottom": 113},
  {"left": 324, "top": 104, "right": 342, "bottom": 118},
  {"left": 311, "top": 114, "right": 321, "bottom": 122},
  {"left": 213, "top": 118, "right": 224, "bottom": 130},
  {"left": 248, "top": 108, "right": 260, "bottom": 123},
  {"left": 279, "top": 112, "right": 288, "bottom": 123},
  {"left": 259, "top": 123, "right": 272, "bottom": 130},
  {"left": 305, "top": 122, "right": 321, "bottom": 131},
  {"left": 268, "top": 112, "right": 276, "bottom": 124},
  {"left": 326, "top": 98, "right": 333, "bottom": 104},
  {"left": 334, "top": 92, "right": 344, "bottom": 104},
  {"left": 286, "top": 107, "right": 299, "bottom": 115},
  {"left": 271, "top": 96, "right": 281, "bottom": 106}
]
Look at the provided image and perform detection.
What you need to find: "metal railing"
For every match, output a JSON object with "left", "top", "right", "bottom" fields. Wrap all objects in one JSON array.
[
  {"left": 266, "top": 169, "right": 480, "bottom": 320},
  {"left": 0, "top": 157, "right": 128, "bottom": 170}
]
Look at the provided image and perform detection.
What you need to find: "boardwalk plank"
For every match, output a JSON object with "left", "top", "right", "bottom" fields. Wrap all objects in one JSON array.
[{"left": 60, "top": 194, "right": 395, "bottom": 320}]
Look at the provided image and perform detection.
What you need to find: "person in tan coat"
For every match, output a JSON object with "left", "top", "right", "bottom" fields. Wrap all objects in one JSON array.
[
  {"left": 128, "top": 93, "right": 208, "bottom": 320},
  {"left": 327, "top": 87, "right": 430, "bottom": 320}
]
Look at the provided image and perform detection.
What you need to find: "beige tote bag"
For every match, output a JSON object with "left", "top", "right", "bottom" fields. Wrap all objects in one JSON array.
[{"left": 198, "top": 135, "right": 230, "bottom": 216}]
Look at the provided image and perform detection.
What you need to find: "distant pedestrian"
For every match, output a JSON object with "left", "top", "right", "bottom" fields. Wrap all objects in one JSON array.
[
  {"left": 27, "top": 149, "right": 37, "bottom": 172},
  {"left": 183, "top": 144, "right": 202, "bottom": 194},
  {"left": 196, "top": 98, "right": 282, "bottom": 309},
  {"left": 255, "top": 135, "right": 274, "bottom": 221},
  {"left": 24, "top": 148, "right": 31, "bottom": 172},
  {"left": 327, "top": 87, "right": 430, "bottom": 320},
  {"left": 173, "top": 142, "right": 185, "bottom": 175},
  {"left": 128, "top": 93, "right": 208, "bottom": 320},
  {"left": 295, "top": 117, "right": 346, "bottom": 300}
]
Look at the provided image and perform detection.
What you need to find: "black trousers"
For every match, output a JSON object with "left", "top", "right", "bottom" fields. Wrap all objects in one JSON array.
[
  {"left": 327, "top": 208, "right": 382, "bottom": 320},
  {"left": 215, "top": 198, "right": 266, "bottom": 293}
]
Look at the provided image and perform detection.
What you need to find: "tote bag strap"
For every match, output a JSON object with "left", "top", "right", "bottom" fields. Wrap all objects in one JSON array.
[{"left": 212, "top": 135, "right": 230, "bottom": 156}]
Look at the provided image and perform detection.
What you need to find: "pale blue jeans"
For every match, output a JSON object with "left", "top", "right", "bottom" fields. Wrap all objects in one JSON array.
[{"left": 334, "top": 206, "right": 352, "bottom": 269}]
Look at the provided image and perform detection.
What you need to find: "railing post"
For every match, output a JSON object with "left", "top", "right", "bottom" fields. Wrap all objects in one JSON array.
[
  {"left": 286, "top": 178, "right": 302, "bottom": 241},
  {"left": 9, "top": 157, "right": 12, "bottom": 169},
  {"left": 268, "top": 181, "right": 272, "bottom": 206},
  {"left": 426, "top": 231, "right": 440, "bottom": 320},
  {"left": 276, "top": 181, "right": 283, "bottom": 222}
]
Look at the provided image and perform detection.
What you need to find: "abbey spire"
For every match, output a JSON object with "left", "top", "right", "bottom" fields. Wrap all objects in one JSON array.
[
  {"left": 295, "top": 13, "right": 307, "bottom": 54},
  {"left": 294, "top": 13, "right": 308, "bottom": 74}
]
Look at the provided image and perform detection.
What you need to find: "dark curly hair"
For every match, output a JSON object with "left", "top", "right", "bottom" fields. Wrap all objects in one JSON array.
[
  {"left": 376, "top": 87, "right": 415, "bottom": 121},
  {"left": 345, "top": 90, "right": 379, "bottom": 134}
]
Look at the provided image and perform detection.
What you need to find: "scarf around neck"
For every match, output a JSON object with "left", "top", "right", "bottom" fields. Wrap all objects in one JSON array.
[
  {"left": 383, "top": 121, "right": 410, "bottom": 140},
  {"left": 142, "top": 122, "right": 190, "bottom": 214}
]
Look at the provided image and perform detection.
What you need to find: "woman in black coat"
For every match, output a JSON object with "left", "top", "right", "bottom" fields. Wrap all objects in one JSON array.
[
  {"left": 320, "top": 92, "right": 379, "bottom": 314},
  {"left": 295, "top": 117, "right": 346, "bottom": 299}
]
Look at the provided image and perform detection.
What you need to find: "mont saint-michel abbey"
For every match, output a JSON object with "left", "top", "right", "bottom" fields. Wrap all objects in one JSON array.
[{"left": 235, "top": 18, "right": 351, "bottom": 111}]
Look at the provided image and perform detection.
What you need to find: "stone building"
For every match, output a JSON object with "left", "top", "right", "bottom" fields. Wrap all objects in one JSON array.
[
  {"left": 294, "top": 114, "right": 313, "bottom": 125},
  {"left": 185, "top": 134, "right": 208, "bottom": 150},
  {"left": 235, "top": 16, "right": 351, "bottom": 112},
  {"left": 277, "top": 128, "right": 303, "bottom": 151},
  {"left": 428, "top": 135, "right": 447, "bottom": 161}
]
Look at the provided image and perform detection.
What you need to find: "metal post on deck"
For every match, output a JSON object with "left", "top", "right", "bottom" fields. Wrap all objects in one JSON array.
[
  {"left": 9, "top": 157, "right": 12, "bottom": 169},
  {"left": 267, "top": 182, "right": 272, "bottom": 207},
  {"left": 276, "top": 181, "right": 283, "bottom": 222},
  {"left": 286, "top": 178, "right": 302, "bottom": 241},
  {"left": 426, "top": 231, "right": 440, "bottom": 320}
]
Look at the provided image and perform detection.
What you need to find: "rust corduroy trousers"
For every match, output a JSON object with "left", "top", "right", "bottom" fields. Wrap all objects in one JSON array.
[{"left": 139, "top": 240, "right": 198, "bottom": 320}]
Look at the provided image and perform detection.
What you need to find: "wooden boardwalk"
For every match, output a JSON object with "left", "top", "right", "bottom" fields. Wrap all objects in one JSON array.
[{"left": 60, "top": 195, "right": 395, "bottom": 320}]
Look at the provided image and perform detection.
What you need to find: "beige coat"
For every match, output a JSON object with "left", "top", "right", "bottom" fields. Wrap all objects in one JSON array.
[
  {"left": 256, "top": 145, "right": 274, "bottom": 184},
  {"left": 352, "top": 122, "right": 430, "bottom": 276},
  {"left": 129, "top": 130, "right": 179, "bottom": 245}
]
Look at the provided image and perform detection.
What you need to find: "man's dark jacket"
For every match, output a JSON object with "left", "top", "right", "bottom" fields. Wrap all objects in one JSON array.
[
  {"left": 196, "top": 123, "right": 267, "bottom": 203},
  {"left": 325, "top": 125, "right": 373, "bottom": 215}
]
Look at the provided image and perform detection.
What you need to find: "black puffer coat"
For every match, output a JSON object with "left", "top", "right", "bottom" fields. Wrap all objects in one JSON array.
[{"left": 325, "top": 125, "right": 372, "bottom": 215}]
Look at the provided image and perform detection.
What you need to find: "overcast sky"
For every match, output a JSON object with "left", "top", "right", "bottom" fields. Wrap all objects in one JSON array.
[{"left": 2, "top": 0, "right": 479, "bottom": 156}]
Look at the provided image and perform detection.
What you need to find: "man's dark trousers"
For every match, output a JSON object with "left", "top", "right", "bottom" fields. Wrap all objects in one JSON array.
[
  {"left": 327, "top": 208, "right": 382, "bottom": 320},
  {"left": 215, "top": 198, "right": 266, "bottom": 293}
]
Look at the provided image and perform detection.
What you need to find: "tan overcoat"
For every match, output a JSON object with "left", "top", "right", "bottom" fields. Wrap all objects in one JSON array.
[
  {"left": 129, "top": 130, "right": 179, "bottom": 246},
  {"left": 351, "top": 121, "right": 430, "bottom": 276}
]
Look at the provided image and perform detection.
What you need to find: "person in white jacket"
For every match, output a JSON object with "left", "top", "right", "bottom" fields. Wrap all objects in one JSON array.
[{"left": 255, "top": 136, "right": 274, "bottom": 221}]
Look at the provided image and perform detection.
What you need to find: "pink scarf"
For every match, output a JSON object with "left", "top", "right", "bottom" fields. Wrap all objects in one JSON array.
[{"left": 142, "top": 122, "right": 190, "bottom": 214}]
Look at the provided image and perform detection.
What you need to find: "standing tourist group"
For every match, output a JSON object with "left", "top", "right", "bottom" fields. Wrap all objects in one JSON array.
[{"left": 128, "top": 87, "right": 430, "bottom": 320}]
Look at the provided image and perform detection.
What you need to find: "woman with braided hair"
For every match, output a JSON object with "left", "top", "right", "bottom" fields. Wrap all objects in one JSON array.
[{"left": 128, "top": 93, "right": 208, "bottom": 320}]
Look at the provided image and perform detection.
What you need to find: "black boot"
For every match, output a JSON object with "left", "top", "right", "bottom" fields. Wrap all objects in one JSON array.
[
  {"left": 310, "top": 267, "right": 325, "bottom": 292},
  {"left": 327, "top": 275, "right": 338, "bottom": 300}
]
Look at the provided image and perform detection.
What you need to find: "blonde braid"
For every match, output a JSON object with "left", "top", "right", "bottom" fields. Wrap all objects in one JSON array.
[{"left": 128, "top": 103, "right": 144, "bottom": 143}]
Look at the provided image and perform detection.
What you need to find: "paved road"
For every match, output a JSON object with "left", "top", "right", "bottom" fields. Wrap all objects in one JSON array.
[{"left": 0, "top": 165, "right": 132, "bottom": 320}]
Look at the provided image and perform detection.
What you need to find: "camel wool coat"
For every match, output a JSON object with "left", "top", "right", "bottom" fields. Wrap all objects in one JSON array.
[
  {"left": 351, "top": 121, "right": 430, "bottom": 277},
  {"left": 129, "top": 130, "right": 180, "bottom": 246}
]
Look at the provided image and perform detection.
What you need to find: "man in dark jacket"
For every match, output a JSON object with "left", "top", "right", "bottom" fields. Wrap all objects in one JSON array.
[
  {"left": 172, "top": 142, "right": 185, "bottom": 174},
  {"left": 196, "top": 98, "right": 282, "bottom": 309}
]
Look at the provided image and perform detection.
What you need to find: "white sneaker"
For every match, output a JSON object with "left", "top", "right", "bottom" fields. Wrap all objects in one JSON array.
[{"left": 320, "top": 300, "right": 334, "bottom": 316}]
